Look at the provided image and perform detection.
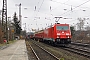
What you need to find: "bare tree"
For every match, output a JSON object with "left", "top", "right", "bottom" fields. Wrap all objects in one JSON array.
[
  {"left": 77, "top": 18, "right": 85, "bottom": 31},
  {"left": 85, "top": 26, "right": 90, "bottom": 31}
]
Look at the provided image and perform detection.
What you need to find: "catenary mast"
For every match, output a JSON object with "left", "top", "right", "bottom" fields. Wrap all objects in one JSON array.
[{"left": 2, "top": 0, "right": 8, "bottom": 43}]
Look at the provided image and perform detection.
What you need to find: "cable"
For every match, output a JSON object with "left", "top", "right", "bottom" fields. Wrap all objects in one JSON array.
[
  {"left": 52, "top": 0, "right": 90, "bottom": 25},
  {"left": 33, "top": 0, "right": 45, "bottom": 21},
  {"left": 32, "top": 0, "right": 44, "bottom": 29},
  {"left": 30, "top": 0, "right": 41, "bottom": 20},
  {"left": 51, "top": 0, "right": 90, "bottom": 11},
  {"left": 51, "top": 0, "right": 71, "bottom": 7},
  {"left": 38, "top": 0, "right": 44, "bottom": 12},
  {"left": 58, "top": 0, "right": 90, "bottom": 16},
  {"left": 50, "top": 0, "right": 83, "bottom": 12}
]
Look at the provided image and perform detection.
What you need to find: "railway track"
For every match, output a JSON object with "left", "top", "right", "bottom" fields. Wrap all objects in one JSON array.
[
  {"left": 26, "top": 40, "right": 90, "bottom": 60},
  {"left": 34, "top": 40, "right": 90, "bottom": 59},
  {"left": 28, "top": 41, "right": 60, "bottom": 60},
  {"left": 63, "top": 44, "right": 90, "bottom": 58},
  {"left": 71, "top": 42, "right": 90, "bottom": 48},
  {"left": 26, "top": 41, "right": 37, "bottom": 60}
]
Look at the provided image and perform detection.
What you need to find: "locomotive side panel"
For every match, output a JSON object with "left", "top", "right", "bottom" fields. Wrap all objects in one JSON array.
[{"left": 43, "top": 27, "right": 54, "bottom": 40}]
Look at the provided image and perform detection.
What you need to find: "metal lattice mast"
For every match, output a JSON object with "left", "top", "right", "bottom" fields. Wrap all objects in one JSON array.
[
  {"left": 2, "top": 0, "right": 7, "bottom": 26},
  {"left": 2, "top": 0, "right": 8, "bottom": 42}
]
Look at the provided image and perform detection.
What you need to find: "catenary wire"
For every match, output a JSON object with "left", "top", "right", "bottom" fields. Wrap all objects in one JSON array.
[{"left": 58, "top": 0, "right": 90, "bottom": 16}]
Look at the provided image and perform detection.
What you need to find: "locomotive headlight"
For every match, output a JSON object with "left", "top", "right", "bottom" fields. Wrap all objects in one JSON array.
[
  {"left": 68, "top": 36, "right": 69, "bottom": 38},
  {"left": 62, "top": 31, "right": 64, "bottom": 33},
  {"left": 57, "top": 36, "right": 59, "bottom": 38}
]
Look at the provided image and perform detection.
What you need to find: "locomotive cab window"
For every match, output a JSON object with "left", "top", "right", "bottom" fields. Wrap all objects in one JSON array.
[{"left": 56, "top": 26, "right": 69, "bottom": 30}]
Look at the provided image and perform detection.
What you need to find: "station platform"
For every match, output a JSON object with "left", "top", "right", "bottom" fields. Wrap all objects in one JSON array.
[{"left": 0, "top": 40, "right": 28, "bottom": 60}]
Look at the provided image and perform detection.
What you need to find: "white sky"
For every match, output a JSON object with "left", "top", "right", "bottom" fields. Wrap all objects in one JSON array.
[{"left": 0, "top": 0, "right": 90, "bottom": 32}]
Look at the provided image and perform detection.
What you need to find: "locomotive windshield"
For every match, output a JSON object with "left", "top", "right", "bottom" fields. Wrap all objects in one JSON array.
[{"left": 56, "top": 26, "right": 69, "bottom": 30}]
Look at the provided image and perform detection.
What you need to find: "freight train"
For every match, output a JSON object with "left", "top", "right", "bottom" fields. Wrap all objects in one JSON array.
[{"left": 34, "top": 23, "right": 71, "bottom": 46}]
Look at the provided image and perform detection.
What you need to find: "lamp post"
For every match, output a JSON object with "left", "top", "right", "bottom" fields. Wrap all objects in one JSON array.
[
  {"left": 15, "top": 3, "right": 22, "bottom": 29},
  {"left": 19, "top": 3, "right": 21, "bottom": 28}
]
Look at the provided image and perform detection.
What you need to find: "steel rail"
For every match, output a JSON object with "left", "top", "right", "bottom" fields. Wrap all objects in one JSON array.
[
  {"left": 63, "top": 45, "right": 90, "bottom": 58},
  {"left": 71, "top": 42, "right": 90, "bottom": 47},
  {"left": 33, "top": 42, "right": 60, "bottom": 60},
  {"left": 28, "top": 43, "right": 40, "bottom": 60}
]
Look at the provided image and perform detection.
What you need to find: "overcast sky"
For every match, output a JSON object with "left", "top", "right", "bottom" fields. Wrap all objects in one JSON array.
[{"left": 0, "top": 0, "right": 90, "bottom": 32}]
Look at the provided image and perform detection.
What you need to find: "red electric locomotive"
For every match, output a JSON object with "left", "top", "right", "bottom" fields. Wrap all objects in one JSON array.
[{"left": 34, "top": 23, "right": 71, "bottom": 45}]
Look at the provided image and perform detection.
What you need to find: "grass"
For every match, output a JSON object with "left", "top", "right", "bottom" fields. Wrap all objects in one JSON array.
[
  {"left": 8, "top": 40, "right": 17, "bottom": 44},
  {"left": 0, "top": 43, "right": 6, "bottom": 46},
  {"left": 0, "top": 40, "right": 17, "bottom": 46}
]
